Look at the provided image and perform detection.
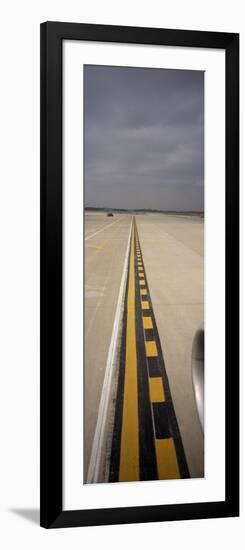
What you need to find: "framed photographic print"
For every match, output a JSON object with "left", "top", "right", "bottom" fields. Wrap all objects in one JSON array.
[{"left": 40, "top": 22, "right": 239, "bottom": 528}]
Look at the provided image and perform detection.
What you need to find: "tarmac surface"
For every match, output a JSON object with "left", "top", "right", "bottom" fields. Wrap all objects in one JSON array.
[{"left": 84, "top": 212, "right": 204, "bottom": 482}]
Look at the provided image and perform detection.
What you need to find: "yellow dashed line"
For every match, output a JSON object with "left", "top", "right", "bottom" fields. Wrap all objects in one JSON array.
[
  {"left": 143, "top": 316, "right": 153, "bottom": 328},
  {"left": 149, "top": 377, "right": 165, "bottom": 402},
  {"left": 138, "top": 273, "right": 144, "bottom": 278},
  {"left": 139, "top": 280, "right": 145, "bottom": 286},
  {"left": 145, "top": 340, "right": 158, "bottom": 357},
  {"left": 155, "top": 439, "right": 180, "bottom": 479},
  {"left": 141, "top": 301, "right": 149, "bottom": 310}
]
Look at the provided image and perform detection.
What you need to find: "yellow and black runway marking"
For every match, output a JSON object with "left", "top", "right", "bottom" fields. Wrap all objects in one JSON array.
[{"left": 109, "top": 217, "right": 189, "bottom": 482}]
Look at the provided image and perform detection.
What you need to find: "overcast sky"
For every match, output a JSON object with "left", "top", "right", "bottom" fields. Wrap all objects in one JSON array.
[{"left": 84, "top": 65, "right": 204, "bottom": 211}]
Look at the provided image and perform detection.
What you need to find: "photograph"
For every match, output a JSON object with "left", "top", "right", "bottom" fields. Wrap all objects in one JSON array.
[
  {"left": 40, "top": 20, "right": 239, "bottom": 528},
  {"left": 84, "top": 64, "right": 204, "bottom": 484}
]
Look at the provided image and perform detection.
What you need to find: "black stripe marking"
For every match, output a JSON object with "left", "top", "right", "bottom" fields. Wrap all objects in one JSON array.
[
  {"left": 144, "top": 328, "right": 155, "bottom": 341},
  {"left": 147, "top": 357, "right": 162, "bottom": 377},
  {"left": 134, "top": 224, "right": 158, "bottom": 481},
  {"left": 153, "top": 402, "right": 171, "bottom": 439}
]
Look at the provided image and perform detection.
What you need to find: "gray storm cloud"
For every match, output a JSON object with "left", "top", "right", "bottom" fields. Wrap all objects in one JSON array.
[{"left": 84, "top": 65, "right": 204, "bottom": 211}]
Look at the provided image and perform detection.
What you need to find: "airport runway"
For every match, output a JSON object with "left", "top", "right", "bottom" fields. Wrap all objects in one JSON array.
[{"left": 84, "top": 212, "right": 204, "bottom": 482}]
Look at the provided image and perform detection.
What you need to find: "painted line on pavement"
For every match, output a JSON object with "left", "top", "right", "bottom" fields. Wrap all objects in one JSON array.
[
  {"left": 85, "top": 217, "right": 123, "bottom": 241},
  {"left": 109, "top": 217, "right": 189, "bottom": 482}
]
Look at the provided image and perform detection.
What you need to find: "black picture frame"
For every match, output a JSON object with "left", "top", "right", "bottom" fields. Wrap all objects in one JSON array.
[{"left": 40, "top": 21, "right": 239, "bottom": 528}]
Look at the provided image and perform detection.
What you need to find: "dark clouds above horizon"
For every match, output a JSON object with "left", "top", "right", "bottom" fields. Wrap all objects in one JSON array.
[{"left": 84, "top": 65, "right": 204, "bottom": 211}]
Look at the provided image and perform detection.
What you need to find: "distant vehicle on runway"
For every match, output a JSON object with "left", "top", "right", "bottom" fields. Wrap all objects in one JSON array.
[{"left": 107, "top": 212, "right": 114, "bottom": 217}]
